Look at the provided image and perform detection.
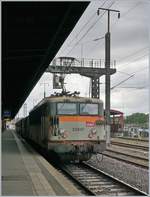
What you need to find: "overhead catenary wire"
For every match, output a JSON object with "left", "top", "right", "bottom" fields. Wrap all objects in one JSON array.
[
  {"left": 66, "top": 0, "right": 109, "bottom": 47},
  {"left": 63, "top": 0, "right": 108, "bottom": 54},
  {"left": 60, "top": 1, "right": 145, "bottom": 59},
  {"left": 117, "top": 70, "right": 132, "bottom": 76},
  {"left": 116, "top": 86, "right": 145, "bottom": 89},
  {"left": 116, "top": 65, "right": 148, "bottom": 77},
  {"left": 117, "top": 53, "right": 148, "bottom": 70},
  {"left": 59, "top": 0, "right": 110, "bottom": 56},
  {"left": 106, "top": 2, "right": 148, "bottom": 87},
  {"left": 117, "top": 47, "right": 149, "bottom": 64},
  {"left": 111, "top": 66, "right": 148, "bottom": 90},
  {"left": 114, "top": 1, "right": 143, "bottom": 22},
  {"left": 111, "top": 59, "right": 148, "bottom": 85},
  {"left": 62, "top": 1, "right": 142, "bottom": 59},
  {"left": 113, "top": 52, "right": 148, "bottom": 77},
  {"left": 52, "top": 2, "right": 148, "bottom": 98},
  {"left": 64, "top": 1, "right": 116, "bottom": 56},
  {"left": 90, "top": 1, "right": 144, "bottom": 54},
  {"left": 111, "top": 74, "right": 135, "bottom": 90},
  {"left": 119, "top": 66, "right": 148, "bottom": 76},
  {"left": 134, "top": 66, "right": 148, "bottom": 74}
]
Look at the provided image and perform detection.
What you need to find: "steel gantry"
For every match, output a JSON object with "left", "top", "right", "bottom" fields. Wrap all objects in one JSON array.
[{"left": 46, "top": 56, "right": 116, "bottom": 99}]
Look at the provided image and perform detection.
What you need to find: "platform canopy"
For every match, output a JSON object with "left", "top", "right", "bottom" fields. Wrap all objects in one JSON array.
[
  {"left": 2, "top": 2, "right": 89, "bottom": 118},
  {"left": 110, "top": 109, "right": 124, "bottom": 116}
]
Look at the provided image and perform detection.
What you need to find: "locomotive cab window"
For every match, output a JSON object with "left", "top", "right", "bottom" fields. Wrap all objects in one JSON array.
[
  {"left": 80, "top": 103, "right": 98, "bottom": 115},
  {"left": 57, "top": 103, "right": 77, "bottom": 115}
]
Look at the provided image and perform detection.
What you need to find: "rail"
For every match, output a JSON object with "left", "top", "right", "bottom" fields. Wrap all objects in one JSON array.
[
  {"left": 111, "top": 141, "right": 149, "bottom": 151},
  {"left": 60, "top": 163, "right": 146, "bottom": 196},
  {"left": 114, "top": 137, "right": 148, "bottom": 142},
  {"left": 102, "top": 149, "right": 148, "bottom": 168}
]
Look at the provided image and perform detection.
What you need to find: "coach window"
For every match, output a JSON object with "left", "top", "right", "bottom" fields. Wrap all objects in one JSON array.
[
  {"left": 80, "top": 103, "right": 98, "bottom": 115},
  {"left": 57, "top": 103, "right": 77, "bottom": 115}
]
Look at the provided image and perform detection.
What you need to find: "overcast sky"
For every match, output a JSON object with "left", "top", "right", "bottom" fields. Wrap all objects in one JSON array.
[{"left": 16, "top": 0, "right": 149, "bottom": 118}]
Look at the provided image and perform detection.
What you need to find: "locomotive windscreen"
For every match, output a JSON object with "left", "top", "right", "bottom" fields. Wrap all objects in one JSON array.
[
  {"left": 80, "top": 103, "right": 98, "bottom": 115},
  {"left": 57, "top": 103, "right": 77, "bottom": 115},
  {"left": 56, "top": 102, "right": 103, "bottom": 115}
]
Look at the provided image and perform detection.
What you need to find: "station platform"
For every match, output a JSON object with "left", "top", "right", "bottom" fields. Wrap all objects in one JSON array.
[{"left": 2, "top": 130, "right": 81, "bottom": 196}]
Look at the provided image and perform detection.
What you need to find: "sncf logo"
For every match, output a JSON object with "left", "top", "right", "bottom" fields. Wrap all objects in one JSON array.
[{"left": 86, "top": 122, "right": 95, "bottom": 127}]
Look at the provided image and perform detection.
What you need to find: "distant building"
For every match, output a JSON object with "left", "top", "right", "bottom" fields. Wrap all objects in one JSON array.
[
  {"left": 124, "top": 123, "right": 149, "bottom": 138},
  {"left": 109, "top": 109, "right": 124, "bottom": 137}
]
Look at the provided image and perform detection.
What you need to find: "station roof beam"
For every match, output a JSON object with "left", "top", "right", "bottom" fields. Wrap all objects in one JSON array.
[{"left": 2, "top": 2, "right": 89, "bottom": 118}]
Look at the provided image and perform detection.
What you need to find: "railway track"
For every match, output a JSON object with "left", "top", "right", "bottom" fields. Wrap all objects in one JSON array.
[
  {"left": 111, "top": 141, "right": 149, "bottom": 151},
  {"left": 115, "top": 137, "right": 148, "bottom": 142},
  {"left": 102, "top": 149, "right": 148, "bottom": 168},
  {"left": 61, "top": 162, "right": 146, "bottom": 196}
]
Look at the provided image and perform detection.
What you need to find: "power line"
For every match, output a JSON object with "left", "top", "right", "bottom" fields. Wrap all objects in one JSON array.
[
  {"left": 117, "top": 47, "right": 148, "bottom": 63},
  {"left": 134, "top": 66, "right": 148, "bottom": 74},
  {"left": 117, "top": 70, "right": 132, "bottom": 76},
  {"left": 111, "top": 51, "right": 148, "bottom": 83},
  {"left": 90, "top": 1, "right": 144, "bottom": 53},
  {"left": 115, "top": 64, "right": 148, "bottom": 77},
  {"left": 62, "top": 0, "right": 141, "bottom": 57},
  {"left": 114, "top": 1, "right": 143, "bottom": 21},
  {"left": 60, "top": 0, "right": 110, "bottom": 56},
  {"left": 66, "top": 0, "right": 109, "bottom": 47},
  {"left": 116, "top": 86, "right": 145, "bottom": 89},
  {"left": 111, "top": 54, "right": 148, "bottom": 88},
  {"left": 117, "top": 53, "right": 148, "bottom": 70},
  {"left": 61, "top": 1, "right": 144, "bottom": 58},
  {"left": 65, "top": 1, "right": 116, "bottom": 56},
  {"left": 111, "top": 74, "right": 135, "bottom": 90},
  {"left": 111, "top": 66, "right": 148, "bottom": 88}
]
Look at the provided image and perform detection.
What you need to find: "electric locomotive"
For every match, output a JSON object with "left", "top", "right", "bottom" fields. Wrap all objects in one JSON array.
[{"left": 17, "top": 95, "right": 106, "bottom": 162}]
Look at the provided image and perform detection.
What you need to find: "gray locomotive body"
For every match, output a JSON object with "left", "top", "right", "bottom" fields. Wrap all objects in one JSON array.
[{"left": 16, "top": 96, "right": 106, "bottom": 162}]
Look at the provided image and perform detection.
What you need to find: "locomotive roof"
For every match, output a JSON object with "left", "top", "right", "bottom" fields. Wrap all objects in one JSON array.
[
  {"left": 47, "top": 96, "right": 103, "bottom": 102},
  {"left": 30, "top": 96, "right": 103, "bottom": 113}
]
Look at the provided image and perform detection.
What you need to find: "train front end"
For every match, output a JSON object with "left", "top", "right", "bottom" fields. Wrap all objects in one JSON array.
[{"left": 48, "top": 97, "right": 106, "bottom": 162}]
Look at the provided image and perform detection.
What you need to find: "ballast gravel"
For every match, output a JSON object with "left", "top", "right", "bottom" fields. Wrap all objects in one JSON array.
[{"left": 86, "top": 154, "right": 148, "bottom": 194}]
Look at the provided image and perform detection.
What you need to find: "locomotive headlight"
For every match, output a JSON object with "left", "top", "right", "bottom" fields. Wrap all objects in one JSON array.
[
  {"left": 59, "top": 129, "right": 65, "bottom": 134},
  {"left": 59, "top": 129, "right": 68, "bottom": 138},
  {"left": 91, "top": 128, "right": 97, "bottom": 135}
]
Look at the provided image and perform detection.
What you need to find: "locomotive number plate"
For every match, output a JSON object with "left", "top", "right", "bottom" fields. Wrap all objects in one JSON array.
[{"left": 72, "top": 128, "right": 84, "bottom": 132}]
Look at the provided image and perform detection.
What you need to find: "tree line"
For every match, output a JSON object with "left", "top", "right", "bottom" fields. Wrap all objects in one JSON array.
[{"left": 125, "top": 113, "right": 149, "bottom": 125}]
